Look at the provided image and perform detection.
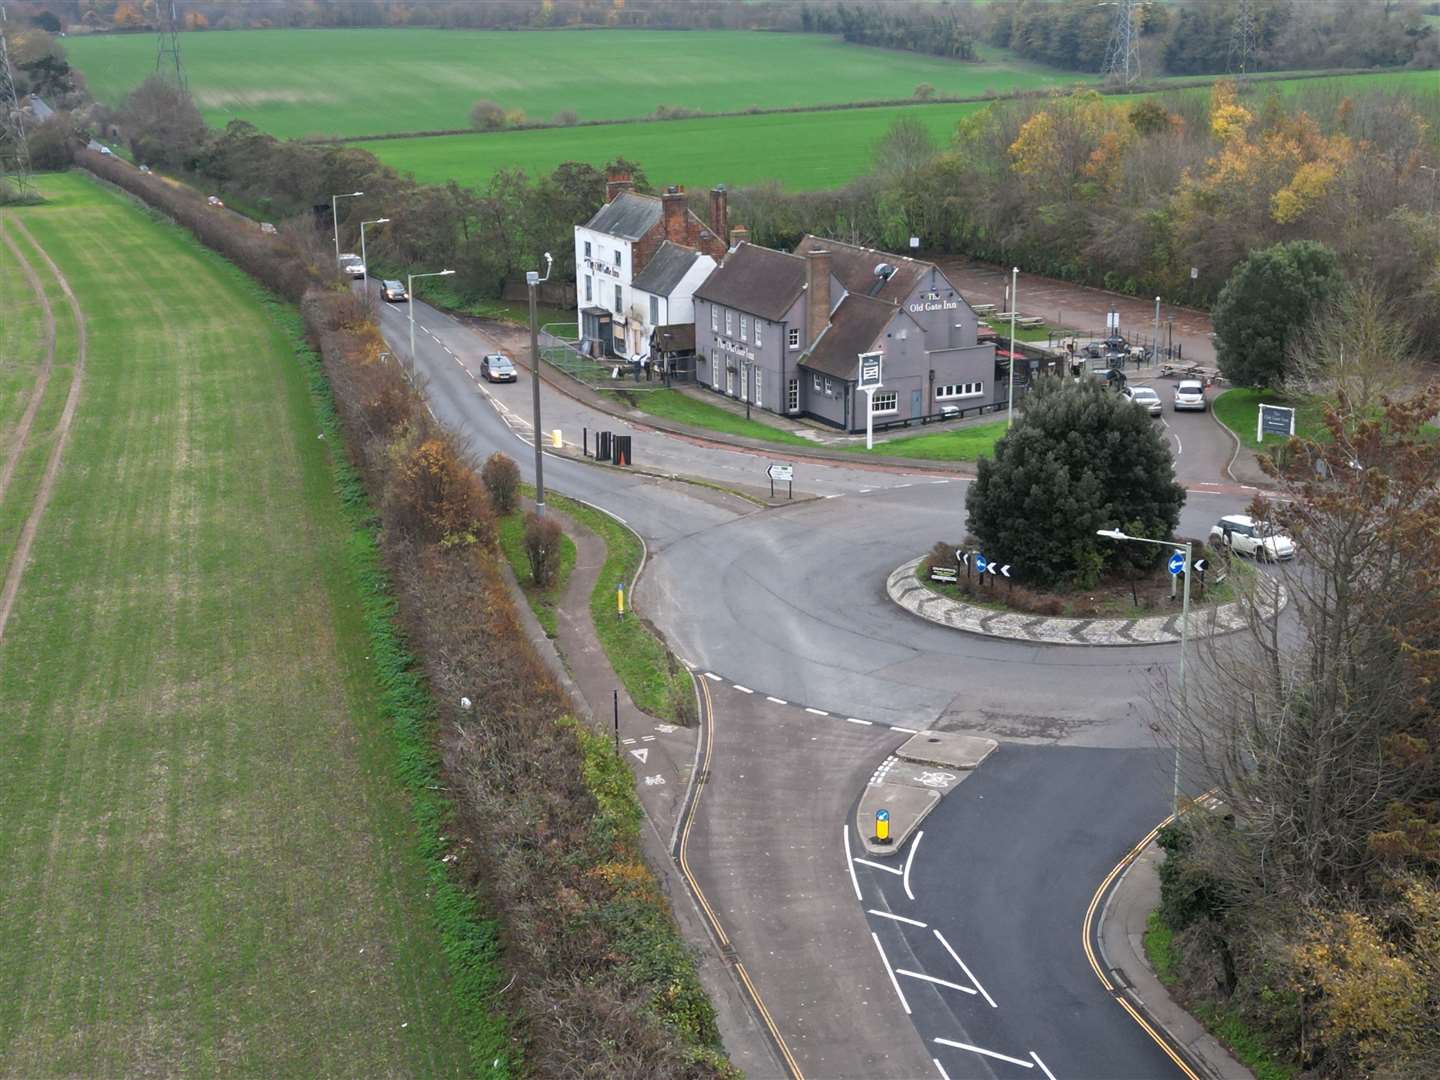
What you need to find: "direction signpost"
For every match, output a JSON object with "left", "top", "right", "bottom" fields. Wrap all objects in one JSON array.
[
  {"left": 767, "top": 462, "right": 794, "bottom": 500},
  {"left": 857, "top": 351, "right": 883, "bottom": 450}
]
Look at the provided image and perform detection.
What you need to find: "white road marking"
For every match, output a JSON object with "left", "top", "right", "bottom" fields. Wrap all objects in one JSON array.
[
  {"left": 932, "top": 1039, "right": 1033, "bottom": 1069},
  {"left": 621, "top": 738, "right": 636, "bottom": 745},
  {"left": 934, "top": 929, "right": 997, "bottom": 1009},
  {"left": 853, "top": 858, "right": 903, "bottom": 876},
  {"left": 845, "top": 717, "right": 873, "bottom": 726},
  {"left": 932, "top": 1059, "right": 952, "bottom": 1080},
  {"left": 420, "top": 325, "right": 430, "bottom": 333},
  {"left": 894, "top": 483, "right": 911, "bottom": 489},
  {"left": 871, "top": 932, "right": 911, "bottom": 1015},
  {"left": 629, "top": 748, "right": 649, "bottom": 764},
  {"left": 890, "top": 725, "right": 919, "bottom": 734},
  {"left": 765, "top": 696, "right": 788, "bottom": 705},
  {"left": 1030, "top": 1052, "right": 1058, "bottom": 1080},
  {"left": 930, "top": 479, "right": 950, "bottom": 485},
  {"left": 732, "top": 685, "right": 754, "bottom": 694},
  {"left": 897, "top": 969, "right": 977, "bottom": 995},
  {"left": 805, "top": 707, "right": 829, "bottom": 716},
  {"left": 903, "top": 830, "right": 923, "bottom": 901},
  {"left": 843, "top": 826, "right": 863, "bottom": 902},
  {"left": 859, "top": 488, "right": 874, "bottom": 493},
  {"left": 868, "top": 909, "right": 927, "bottom": 928},
  {"left": 704, "top": 672, "right": 721, "bottom": 682},
  {"left": 824, "top": 493, "right": 843, "bottom": 499},
  {"left": 640, "top": 735, "right": 655, "bottom": 742}
]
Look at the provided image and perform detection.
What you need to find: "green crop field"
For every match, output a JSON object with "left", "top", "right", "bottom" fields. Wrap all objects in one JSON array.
[
  {"left": 367, "top": 99, "right": 992, "bottom": 190},
  {"left": 0, "top": 175, "right": 467, "bottom": 1076},
  {"left": 65, "top": 27, "right": 1083, "bottom": 140},
  {"left": 362, "top": 67, "right": 1438, "bottom": 193}
]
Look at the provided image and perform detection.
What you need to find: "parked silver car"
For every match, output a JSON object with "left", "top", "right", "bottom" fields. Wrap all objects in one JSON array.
[{"left": 1123, "top": 385, "right": 1163, "bottom": 417}]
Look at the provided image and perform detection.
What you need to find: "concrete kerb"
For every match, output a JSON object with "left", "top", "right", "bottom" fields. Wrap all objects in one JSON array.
[
  {"left": 888, "top": 557, "right": 1287, "bottom": 647},
  {"left": 856, "top": 731, "right": 999, "bottom": 857}
]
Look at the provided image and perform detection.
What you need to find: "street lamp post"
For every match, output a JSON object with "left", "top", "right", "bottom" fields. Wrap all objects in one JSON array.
[
  {"left": 1097, "top": 528, "right": 1192, "bottom": 815},
  {"left": 359, "top": 217, "right": 389, "bottom": 299},
  {"left": 330, "top": 190, "right": 363, "bottom": 268},
  {"left": 527, "top": 252, "right": 554, "bottom": 515},
  {"left": 407, "top": 269, "right": 455, "bottom": 380},
  {"left": 1152, "top": 296, "right": 1161, "bottom": 364},
  {"left": 1007, "top": 266, "right": 1019, "bottom": 427}
]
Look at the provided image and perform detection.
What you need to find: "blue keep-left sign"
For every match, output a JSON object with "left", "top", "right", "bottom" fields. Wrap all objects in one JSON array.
[
  {"left": 875, "top": 809, "right": 890, "bottom": 822},
  {"left": 1168, "top": 551, "right": 1186, "bottom": 575},
  {"left": 974, "top": 554, "right": 989, "bottom": 575}
]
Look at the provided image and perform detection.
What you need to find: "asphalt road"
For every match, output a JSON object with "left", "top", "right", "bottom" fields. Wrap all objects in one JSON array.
[
  {"left": 371, "top": 288, "right": 1258, "bottom": 1079},
  {"left": 855, "top": 747, "right": 1183, "bottom": 1080}
]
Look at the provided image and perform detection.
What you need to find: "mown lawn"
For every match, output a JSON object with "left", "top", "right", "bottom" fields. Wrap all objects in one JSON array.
[
  {"left": 1213, "top": 387, "right": 1326, "bottom": 451},
  {"left": 66, "top": 27, "right": 1081, "bottom": 140},
  {"left": 0, "top": 173, "right": 468, "bottom": 1076}
]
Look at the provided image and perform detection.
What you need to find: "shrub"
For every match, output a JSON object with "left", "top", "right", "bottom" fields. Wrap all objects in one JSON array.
[
  {"left": 387, "top": 429, "right": 495, "bottom": 548},
  {"left": 914, "top": 82, "right": 935, "bottom": 100},
  {"left": 523, "top": 511, "right": 564, "bottom": 587},
  {"left": 469, "top": 99, "right": 506, "bottom": 130},
  {"left": 927, "top": 541, "right": 960, "bottom": 575},
  {"left": 965, "top": 375, "right": 1185, "bottom": 589},
  {"left": 552, "top": 109, "right": 579, "bottom": 126},
  {"left": 481, "top": 453, "right": 520, "bottom": 514}
]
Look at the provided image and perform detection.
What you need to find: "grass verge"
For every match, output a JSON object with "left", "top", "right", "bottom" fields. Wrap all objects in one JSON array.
[
  {"left": 1213, "top": 388, "right": 1324, "bottom": 452},
  {"left": 609, "top": 387, "right": 1007, "bottom": 462},
  {"left": 544, "top": 489, "right": 693, "bottom": 725},
  {"left": 1144, "top": 910, "right": 1296, "bottom": 1080},
  {"left": 496, "top": 509, "right": 577, "bottom": 638}
]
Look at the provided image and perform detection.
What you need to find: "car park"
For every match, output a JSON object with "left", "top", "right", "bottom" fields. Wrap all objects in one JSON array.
[
  {"left": 1173, "top": 379, "right": 1207, "bottom": 411},
  {"left": 1123, "top": 385, "right": 1163, "bottom": 416},
  {"left": 381, "top": 279, "right": 408, "bottom": 302},
  {"left": 481, "top": 354, "right": 516, "bottom": 383},
  {"left": 1209, "top": 514, "right": 1296, "bottom": 561}
]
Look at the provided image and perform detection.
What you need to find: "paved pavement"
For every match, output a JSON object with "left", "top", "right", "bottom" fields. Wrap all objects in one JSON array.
[{"left": 371, "top": 286, "right": 1265, "bottom": 1080}]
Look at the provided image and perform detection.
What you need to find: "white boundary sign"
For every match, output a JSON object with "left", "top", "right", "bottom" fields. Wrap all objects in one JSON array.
[
  {"left": 1257, "top": 403, "right": 1296, "bottom": 442},
  {"left": 858, "top": 351, "right": 884, "bottom": 449}
]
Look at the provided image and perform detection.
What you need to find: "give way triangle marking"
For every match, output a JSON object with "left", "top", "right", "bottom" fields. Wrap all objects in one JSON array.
[{"left": 630, "top": 748, "right": 649, "bottom": 764}]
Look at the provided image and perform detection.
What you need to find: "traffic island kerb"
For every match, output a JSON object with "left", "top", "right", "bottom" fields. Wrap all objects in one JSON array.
[{"left": 856, "top": 731, "right": 999, "bottom": 857}]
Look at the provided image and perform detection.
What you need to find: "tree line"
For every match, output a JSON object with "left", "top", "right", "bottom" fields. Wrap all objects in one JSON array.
[{"left": 988, "top": 0, "right": 1439, "bottom": 77}]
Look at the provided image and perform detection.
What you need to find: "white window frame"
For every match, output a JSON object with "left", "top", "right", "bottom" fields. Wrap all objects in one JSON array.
[
  {"left": 710, "top": 305, "right": 718, "bottom": 332},
  {"left": 649, "top": 294, "right": 659, "bottom": 325},
  {"left": 787, "top": 377, "right": 799, "bottom": 412},
  {"left": 725, "top": 309, "right": 734, "bottom": 336},
  {"left": 824, "top": 377, "right": 834, "bottom": 395},
  {"left": 872, "top": 390, "right": 899, "bottom": 415},
  {"left": 754, "top": 367, "right": 762, "bottom": 409},
  {"left": 740, "top": 314, "right": 749, "bottom": 340},
  {"left": 726, "top": 364, "right": 735, "bottom": 396},
  {"left": 584, "top": 240, "right": 592, "bottom": 259},
  {"left": 755, "top": 320, "right": 763, "bottom": 348},
  {"left": 936, "top": 382, "right": 984, "bottom": 400},
  {"left": 614, "top": 283, "right": 622, "bottom": 314},
  {"left": 585, "top": 275, "right": 592, "bottom": 302},
  {"left": 788, "top": 327, "right": 800, "bottom": 350},
  {"left": 812, "top": 373, "right": 822, "bottom": 392},
  {"left": 613, "top": 249, "right": 621, "bottom": 268}
]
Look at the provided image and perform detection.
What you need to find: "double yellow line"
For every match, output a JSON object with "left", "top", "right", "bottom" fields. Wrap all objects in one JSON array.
[
  {"left": 676, "top": 673, "right": 805, "bottom": 1079},
  {"left": 1081, "top": 815, "right": 1202, "bottom": 1080}
]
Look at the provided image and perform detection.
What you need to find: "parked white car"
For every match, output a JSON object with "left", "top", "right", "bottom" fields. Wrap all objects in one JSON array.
[
  {"left": 1209, "top": 514, "right": 1296, "bottom": 561},
  {"left": 1173, "top": 379, "right": 1207, "bottom": 411}
]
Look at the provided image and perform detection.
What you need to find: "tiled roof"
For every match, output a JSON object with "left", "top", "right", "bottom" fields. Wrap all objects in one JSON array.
[
  {"left": 632, "top": 241, "right": 701, "bottom": 296},
  {"left": 583, "top": 191, "right": 662, "bottom": 240},
  {"left": 692, "top": 242, "right": 807, "bottom": 321},
  {"left": 793, "top": 234, "right": 931, "bottom": 305},
  {"left": 800, "top": 294, "right": 899, "bottom": 379}
]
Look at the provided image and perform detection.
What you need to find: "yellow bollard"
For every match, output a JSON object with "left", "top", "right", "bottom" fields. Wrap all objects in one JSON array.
[
  {"left": 551, "top": 429, "right": 563, "bottom": 448},
  {"left": 875, "top": 808, "right": 891, "bottom": 844},
  {"left": 616, "top": 582, "right": 625, "bottom": 616}
]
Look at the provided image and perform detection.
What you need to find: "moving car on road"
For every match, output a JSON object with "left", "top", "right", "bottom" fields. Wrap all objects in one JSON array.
[
  {"left": 1123, "top": 385, "right": 1163, "bottom": 417},
  {"left": 1173, "top": 379, "right": 1207, "bottom": 411},
  {"left": 1209, "top": 514, "right": 1296, "bottom": 561},
  {"left": 206, "top": 194, "right": 224, "bottom": 207},
  {"left": 381, "top": 279, "right": 408, "bottom": 302},
  {"left": 338, "top": 253, "right": 365, "bottom": 279},
  {"left": 481, "top": 353, "right": 516, "bottom": 383}
]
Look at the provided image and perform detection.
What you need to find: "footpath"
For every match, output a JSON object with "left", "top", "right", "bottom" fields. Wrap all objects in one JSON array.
[{"left": 499, "top": 502, "right": 784, "bottom": 1077}]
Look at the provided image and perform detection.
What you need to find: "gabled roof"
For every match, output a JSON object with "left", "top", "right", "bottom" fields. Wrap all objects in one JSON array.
[
  {"left": 632, "top": 241, "right": 702, "bottom": 297},
  {"left": 793, "top": 234, "right": 932, "bottom": 305},
  {"left": 692, "top": 242, "right": 807, "bottom": 322},
  {"left": 583, "top": 191, "right": 662, "bottom": 241},
  {"left": 800, "top": 293, "right": 901, "bottom": 379}
]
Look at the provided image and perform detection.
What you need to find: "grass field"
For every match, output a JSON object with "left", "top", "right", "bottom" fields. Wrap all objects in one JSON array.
[
  {"left": 363, "top": 68, "right": 1438, "bottom": 192},
  {"left": 0, "top": 174, "right": 469, "bottom": 1075},
  {"left": 1213, "top": 387, "right": 1325, "bottom": 451},
  {"left": 65, "top": 27, "right": 1081, "bottom": 140}
]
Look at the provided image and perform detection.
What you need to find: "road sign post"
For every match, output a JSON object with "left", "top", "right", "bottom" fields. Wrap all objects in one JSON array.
[
  {"left": 1257, "top": 403, "right": 1296, "bottom": 443},
  {"left": 875, "top": 808, "right": 891, "bottom": 845},
  {"left": 767, "top": 462, "right": 794, "bottom": 500},
  {"left": 858, "top": 351, "right": 883, "bottom": 450},
  {"left": 1168, "top": 548, "right": 1185, "bottom": 601}
]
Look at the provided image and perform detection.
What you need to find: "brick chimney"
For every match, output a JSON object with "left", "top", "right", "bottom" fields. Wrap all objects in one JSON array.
[
  {"left": 729, "top": 225, "right": 750, "bottom": 248},
  {"left": 805, "top": 249, "right": 832, "bottom": 350},
  {"left": 605, "top": 167, "right": 634, "bottom": 203},
  {"left": 661, "top": 185, "right": 689, "bottom": 246},
  {"left": 709, "top": 185, "right": 728, "bottom": 247}
]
